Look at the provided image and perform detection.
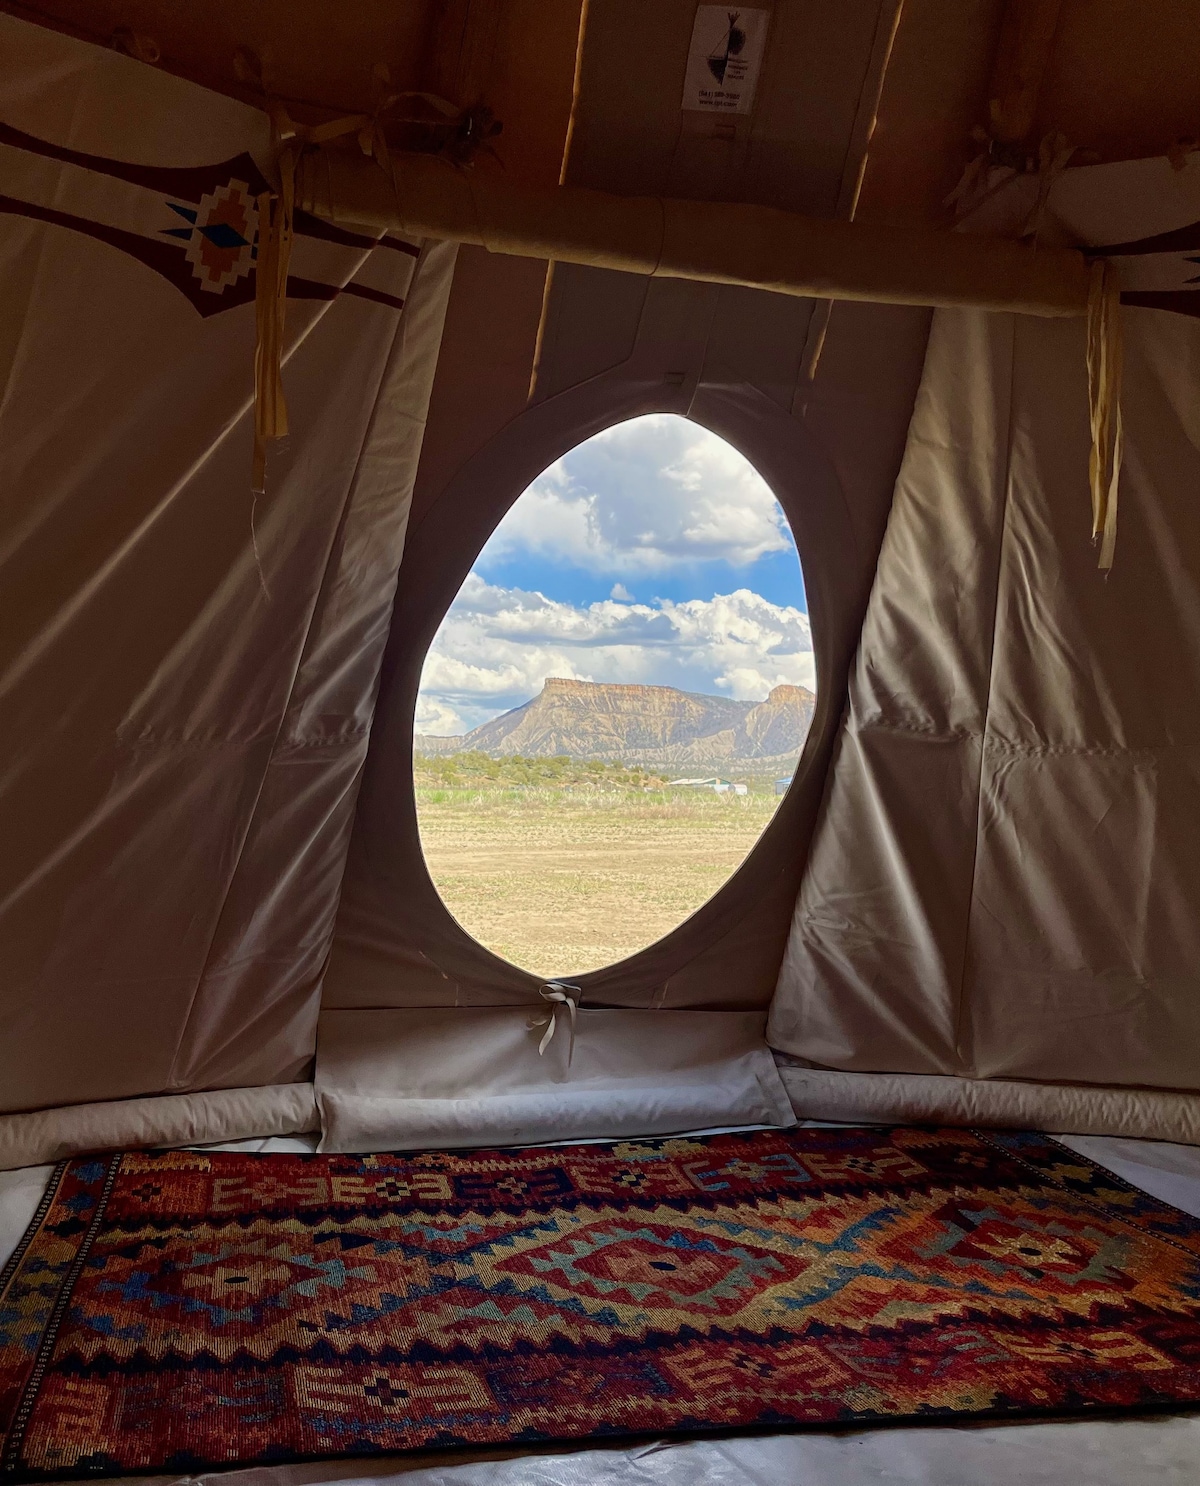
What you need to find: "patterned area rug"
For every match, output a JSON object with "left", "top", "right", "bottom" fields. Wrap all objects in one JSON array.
[{"left": 3, "top": 1127, "right": 1200, "bottom": 1480}]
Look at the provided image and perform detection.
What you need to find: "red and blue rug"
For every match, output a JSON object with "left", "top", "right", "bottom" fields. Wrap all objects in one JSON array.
[{"left": 3, "top": 1126, "right": 1200, "bottom": 1479}]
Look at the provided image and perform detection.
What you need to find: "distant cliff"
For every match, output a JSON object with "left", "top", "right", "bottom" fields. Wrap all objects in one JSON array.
[{"left": 416, "top": 678, "right": 815, "bottom": 767}]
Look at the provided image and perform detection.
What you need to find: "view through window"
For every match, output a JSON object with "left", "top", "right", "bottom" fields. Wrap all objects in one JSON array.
[{"left": 414, "top": 414, "right": 814, "bottom": 977}]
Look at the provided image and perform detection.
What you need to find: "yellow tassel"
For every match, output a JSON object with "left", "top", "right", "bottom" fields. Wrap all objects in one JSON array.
[
  {"left": 252, "top": 137, "right": 295, "bottom": 497},
  {"left": 244, "top": 74, "right": 463, "bottom": 502},
  {"left": 250, "top": 103, "right": 383, "bottom": 497},
  {"left": 1086, "top": 258, "right": 1123, "bottom": 572},
  {"left": 242, "top": 59, "right": 460, "bottom": 500}
]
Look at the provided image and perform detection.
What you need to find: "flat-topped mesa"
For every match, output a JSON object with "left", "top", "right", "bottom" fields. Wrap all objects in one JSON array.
[
  {"left": 540, "top": 677, "right": 703, "bottom": 703},
  {"left": 417, "top": 677, "right": 816, "bottom": 765},
  {"left": 516, "top": 678, "right": 746, "bottom": 749},
  {"left": 764, "top": 683, "right": 816, "bottom": 706},
  {"left": 743, "top": 684, "right": 817, "bottom": 756}
]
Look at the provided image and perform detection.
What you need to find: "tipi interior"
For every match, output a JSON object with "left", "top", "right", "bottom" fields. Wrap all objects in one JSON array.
[{"left": 4, "top": 1, "right": 1200, "bottom": 1481}]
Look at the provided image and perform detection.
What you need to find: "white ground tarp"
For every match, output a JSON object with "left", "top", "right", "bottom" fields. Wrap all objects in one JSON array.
[{"left": 770, "top": 154, "right": 1200, "bottom": 1130}]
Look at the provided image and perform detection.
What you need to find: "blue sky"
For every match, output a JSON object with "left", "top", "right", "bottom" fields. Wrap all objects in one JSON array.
[{"left": 417, "top": 414, "right": 813, "bottom": 736}]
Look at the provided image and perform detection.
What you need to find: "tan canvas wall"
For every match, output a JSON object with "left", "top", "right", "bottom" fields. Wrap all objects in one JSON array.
[
  {"left": 771, "top": 155, "right": 1200, "bottom": 1107},
  {"left": 322, "top": 0, "right": 935, "bottom": 1015},
  {"left": 322, "top": 268, "right": 933, "bottom": 1013},
  {"left": 0, "top": 15, "right": 455, "bottom": 1114}
]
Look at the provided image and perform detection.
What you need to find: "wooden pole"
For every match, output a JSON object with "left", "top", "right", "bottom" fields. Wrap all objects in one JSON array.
[
  {"left": 298, "top": 147, "right": 1091, "bottom": 317},
  {"left": 989, "top": 0, "right": 1065, "bottom": 146}
]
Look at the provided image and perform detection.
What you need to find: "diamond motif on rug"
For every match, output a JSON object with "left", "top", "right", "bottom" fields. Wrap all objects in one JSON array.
[{"left": 492, "top": 1216, "right": 808, "bottom": 1306}]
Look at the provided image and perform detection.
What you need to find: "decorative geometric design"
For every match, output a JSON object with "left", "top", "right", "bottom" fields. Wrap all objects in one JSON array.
[
  {"left": 3, "top": 1128, "right": 1200, "bottom": 1481},
  {"left": 0, "top": 120, "right": 419, "bottom": 318},
  {"left": 1083, "top": 217, "right": 1200, "bottom": 318},
  {"left": 163, "top": 181, "right": 257, "bottom": 291}
]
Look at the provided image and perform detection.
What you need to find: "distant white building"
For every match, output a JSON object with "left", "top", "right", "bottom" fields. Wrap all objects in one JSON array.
[{"left": 668, "top": 777, "right": 747, "bottom": 796}]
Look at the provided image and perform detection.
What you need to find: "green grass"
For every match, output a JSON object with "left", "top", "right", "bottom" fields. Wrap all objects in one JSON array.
[
  {"left": 417, "top": 750, "right": 669, "bottom": 790},
  {"left": 414, "top": 753, "right": 788, "bottom": 977}
]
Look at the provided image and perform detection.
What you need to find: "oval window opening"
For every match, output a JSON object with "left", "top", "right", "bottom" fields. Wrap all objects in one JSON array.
[{"left": 414, "top": 414, "right": 814, "bottom": 977}]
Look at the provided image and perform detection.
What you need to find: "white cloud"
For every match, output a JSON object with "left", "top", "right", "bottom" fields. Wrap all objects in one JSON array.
[
  {"left": 610, "top": 583, "right": 633, "bottom": 601},
  {"left": 479, "top": 413, "right": 791, "bottom": 578},
  {"left": 414, "top": 695, "right": 467, "bottom": 735},
  {"left": 418, "top": 575, "right": 815, "bottom": 735}
]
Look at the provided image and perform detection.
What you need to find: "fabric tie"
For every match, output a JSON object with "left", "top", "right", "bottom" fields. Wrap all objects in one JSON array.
[
  {"left": 1021, "top": 132, "right": 1078, "bottom": 244},
  {"left": 529, "top": 983, "right": 581, "bottom": 1064}
]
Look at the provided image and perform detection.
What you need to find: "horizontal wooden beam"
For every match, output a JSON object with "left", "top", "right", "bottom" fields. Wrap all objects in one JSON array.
[{"left": 298, "top": 147, "right": 1091, "bottom": 317}]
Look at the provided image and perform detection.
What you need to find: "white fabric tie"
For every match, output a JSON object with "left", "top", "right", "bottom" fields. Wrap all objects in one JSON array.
[{"left": 529, "top": 983, "right": 581, "bottom": 1064}]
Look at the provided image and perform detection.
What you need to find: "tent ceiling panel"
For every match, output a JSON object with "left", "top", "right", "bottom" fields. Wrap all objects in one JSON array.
[
  {"left": 563, "top": 0, "right": 891, "bottom": 214},
  {"left": 0, "top": 0, "right": 584, "bottom": 186},
  {"left": 853, "top": 0, "right": 1005, "bottom": 225},
  {"left": 7, "top": 0, "right": 1198, "bottom": 219},
  {"left": 401, "top": 0, "right": 1007, "bottom": 635},
  {"left": 0, "top": 0, "right": 434, "bottom": 116},
  {"left": 1035, "top": 0, "right": 1200, "bottom": 163}
]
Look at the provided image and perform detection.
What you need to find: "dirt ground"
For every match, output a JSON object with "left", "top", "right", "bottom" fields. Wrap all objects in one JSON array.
[{"left": 416, "top": 786, "right": 781, "bottom": 977}]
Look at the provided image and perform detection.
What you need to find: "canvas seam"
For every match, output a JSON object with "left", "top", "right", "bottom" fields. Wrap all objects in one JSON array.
[
  {"left": 856, "top": 726, "right": 1199, "bottom": 758},
  {"left": 791, "top": 0, "right": 904, "bottom": 411},
  {"left": 951, "top": 316, "right": 1019, "bottom": 1073}
]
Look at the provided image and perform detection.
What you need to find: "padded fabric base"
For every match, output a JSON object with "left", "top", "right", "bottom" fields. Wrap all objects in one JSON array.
[
  {"left": 779, "top": 1063, "right": 1200, "bottom": 1143},
  {"left": 316, "top": 1009, "right": 794, "bottom": 1152},
  {"left": 0, "top": 1085, "right": 319, "bottom": 1172}
]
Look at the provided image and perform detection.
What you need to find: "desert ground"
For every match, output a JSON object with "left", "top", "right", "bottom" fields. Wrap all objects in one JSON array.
[{"left": 415, "top": 755, "right": 785, "bottom": 977}]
